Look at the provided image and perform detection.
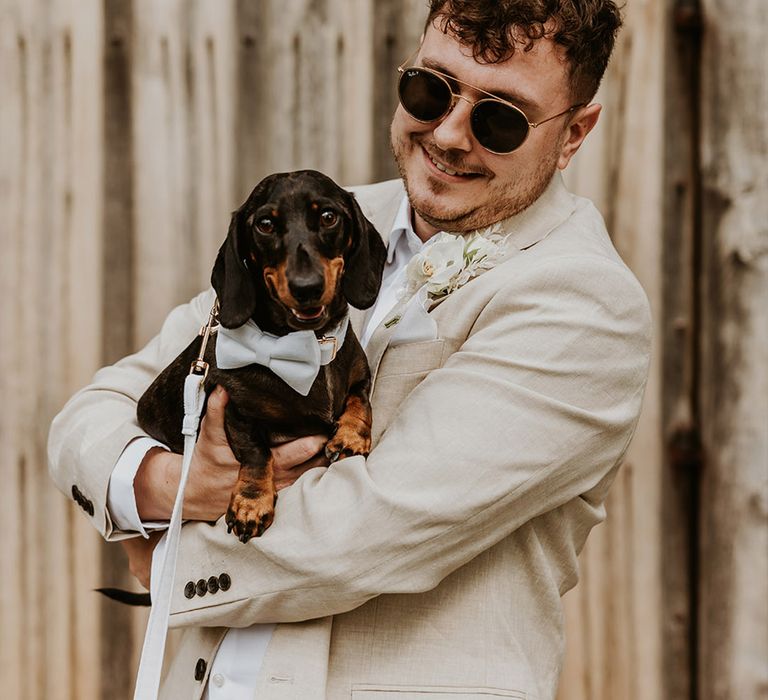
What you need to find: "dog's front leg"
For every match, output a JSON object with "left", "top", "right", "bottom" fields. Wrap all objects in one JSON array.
[
  {"left": 325, "top": 378, "right": 373, "bottom": 462},
  {"left": 223, "top": 407, "right": 277, "bottom": 543}
]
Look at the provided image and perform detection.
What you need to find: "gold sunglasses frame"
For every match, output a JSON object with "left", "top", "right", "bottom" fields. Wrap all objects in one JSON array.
[{"left": 397, "top": 50, "right": 585, "bottom": 154}]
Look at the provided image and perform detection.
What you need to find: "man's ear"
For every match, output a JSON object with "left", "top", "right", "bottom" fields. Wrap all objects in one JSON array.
[
  {"left": 211, "top": 208, "right": 258, "bottom": 328},
  {"left": 557, "top": 103, "right": 601, "bottom": 170},
  {"left": 341, "top": 192, "right": 387, "bottom": 310}
]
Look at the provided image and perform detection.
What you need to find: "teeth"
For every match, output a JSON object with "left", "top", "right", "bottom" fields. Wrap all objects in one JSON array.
[
  {"left": 291, "top": 306, "right": 325, "bottom": 320},
  {"left": 430, "top": 156, "right": 460, "bottom": 176}
]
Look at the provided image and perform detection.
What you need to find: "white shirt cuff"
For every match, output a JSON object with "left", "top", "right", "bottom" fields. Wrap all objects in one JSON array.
[{"left": 107, "top": 437, "right": 172, "bottom": 537}]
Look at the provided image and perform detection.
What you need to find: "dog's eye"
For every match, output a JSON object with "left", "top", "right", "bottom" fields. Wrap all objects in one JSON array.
[
  {"left": 320, "top": 209, "right": 338, "bottom": 228},
  {"left": 256, "top": 217, "right": 275, "bottom": 234}
]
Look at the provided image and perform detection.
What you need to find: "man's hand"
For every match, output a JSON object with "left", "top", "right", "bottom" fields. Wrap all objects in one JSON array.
[
  {"left": 133, "top": 385, "right": 329, "bottom": 522},
  {"left": 272, "top": 434, "right": 331, "bottom": 491}
]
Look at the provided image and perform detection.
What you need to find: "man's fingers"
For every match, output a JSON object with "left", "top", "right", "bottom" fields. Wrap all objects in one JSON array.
[
  {"left": 272, "top": 435, "right": 328, "bottom": 470},
  {"left": 200, "top": 386, "right": 229, "bottom": 444}
]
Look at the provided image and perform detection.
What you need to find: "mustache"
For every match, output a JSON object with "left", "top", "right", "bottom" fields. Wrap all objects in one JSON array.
[{"left": 417, "top": 138, "right": 492, "bottom": 177}]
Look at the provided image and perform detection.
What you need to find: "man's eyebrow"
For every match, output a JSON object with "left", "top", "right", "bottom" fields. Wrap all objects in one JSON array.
[{"left": 420, "top": 57, "right": 541, "bottom": 114}]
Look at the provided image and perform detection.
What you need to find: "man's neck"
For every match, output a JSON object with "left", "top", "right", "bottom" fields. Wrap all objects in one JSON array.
[{"left": 411, "top": 209, "right": 441, "bottom": 243}]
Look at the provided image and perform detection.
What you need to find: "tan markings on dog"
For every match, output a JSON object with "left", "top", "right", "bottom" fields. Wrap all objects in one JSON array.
[
  {"left": 226, "top": 456, "right": 277, "bottom": 540},
  {"left": 311, "top": 202, "right": 318, "bottom": 210},
  {"left": 264, "top": 257, "right": 344, "bottom": 308},
  {"left": 320, "top": 257, "right": 345, "bottom": 305},
  {"left": 263, "top": 262, "right": 292, "bottom": 306},
  {"left": 325, "top": 394, "right": 372, "bottom": 459}
]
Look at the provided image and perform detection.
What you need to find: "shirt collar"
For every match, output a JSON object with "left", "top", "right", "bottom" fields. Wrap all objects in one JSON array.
[{"left": 386, "top": 195, "right": 424, "bottom": 263}]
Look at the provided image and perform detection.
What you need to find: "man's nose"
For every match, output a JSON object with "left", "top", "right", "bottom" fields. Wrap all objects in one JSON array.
[{"left": 432, "top": 97, "right": 474, "bottom": 153}]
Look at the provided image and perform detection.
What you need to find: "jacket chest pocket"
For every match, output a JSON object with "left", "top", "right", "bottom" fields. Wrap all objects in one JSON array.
[
  {"left": 370, "top": 339, "right": 446, "bottom": 446},
  {"left": 352, "top": 685, "right": 528, "bottom": 699}
]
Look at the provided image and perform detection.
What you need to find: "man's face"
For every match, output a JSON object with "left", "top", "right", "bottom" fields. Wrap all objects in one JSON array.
[{"left": 391, "top": 23, "right": 580, "bottom": 239}]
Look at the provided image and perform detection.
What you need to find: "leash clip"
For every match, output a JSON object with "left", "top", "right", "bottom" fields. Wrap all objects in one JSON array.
[
  {"left": 189, "top": 359, "right": 209, "bottom": 380},
  {"left": 188, "top": 299, "right": 220, "bottom": 380}
]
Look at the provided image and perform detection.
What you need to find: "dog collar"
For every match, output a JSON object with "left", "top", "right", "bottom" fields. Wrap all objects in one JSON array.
[{"left": 215, "top": 313, "right": 349, "bottom": 396}]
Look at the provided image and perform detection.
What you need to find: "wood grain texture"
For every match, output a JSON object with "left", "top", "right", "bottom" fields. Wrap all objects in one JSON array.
[
  {"left": 559, "top": 0, "right": 665, "bottom": 696},
  {"left": 697, "top": 0, "right": 768, "bottom": 697},
  {"left": 2, "top": 1, "right": 763, "bottom": 698}
]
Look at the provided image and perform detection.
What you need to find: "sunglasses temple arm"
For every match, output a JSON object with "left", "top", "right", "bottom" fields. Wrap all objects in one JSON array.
[{"left": 530, "top": 103, "right": 586, "bottom": 129}]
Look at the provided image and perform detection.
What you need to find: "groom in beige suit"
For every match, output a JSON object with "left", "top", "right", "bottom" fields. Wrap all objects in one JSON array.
[{"left": 49, "top": 1, "right": 650, "bottom": 698}]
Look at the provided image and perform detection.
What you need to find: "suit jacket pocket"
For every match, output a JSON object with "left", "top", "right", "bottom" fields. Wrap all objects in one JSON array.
[
  {"left": 352, "top": 685, "right": 528, "bottom": 699},
  {"left": 371, "top": 339, "right": 446, "bottom": 445}
]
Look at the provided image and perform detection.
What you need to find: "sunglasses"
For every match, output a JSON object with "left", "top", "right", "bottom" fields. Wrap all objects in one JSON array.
[{"left": 397, "top": 52, "right": 585, "bottom": 154}]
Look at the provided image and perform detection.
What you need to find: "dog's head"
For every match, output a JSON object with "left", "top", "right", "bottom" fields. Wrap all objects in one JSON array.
[{"left": 211, "top": 170, "right": 387, "bottom": 332}]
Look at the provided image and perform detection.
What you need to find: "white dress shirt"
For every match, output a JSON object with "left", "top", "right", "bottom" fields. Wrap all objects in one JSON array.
[{"left": 107, "top": 193, "right": 425, "bottom": 696}]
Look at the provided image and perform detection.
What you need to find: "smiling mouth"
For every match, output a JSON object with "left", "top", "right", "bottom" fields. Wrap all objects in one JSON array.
[
  {"left": 290, "top": 306, "right": 326, "bottom": 322},
  {"left": 424, "top": 148, "right": 482, "bottom": 179}
]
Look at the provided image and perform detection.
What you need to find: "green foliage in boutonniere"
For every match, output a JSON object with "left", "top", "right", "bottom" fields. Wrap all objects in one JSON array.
[{"left": 403, "top": 224, "right": 511, "bottom": 301}]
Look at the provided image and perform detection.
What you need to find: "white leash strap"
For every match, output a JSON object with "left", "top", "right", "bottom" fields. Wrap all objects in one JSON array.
[{"left": 133, "top": 302, "right": 218, "bottom": 700}]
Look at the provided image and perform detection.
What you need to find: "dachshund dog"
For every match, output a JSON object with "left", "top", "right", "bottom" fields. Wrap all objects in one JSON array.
[{"left": 136, "top": 170, "right": 387, "bottom": 543}]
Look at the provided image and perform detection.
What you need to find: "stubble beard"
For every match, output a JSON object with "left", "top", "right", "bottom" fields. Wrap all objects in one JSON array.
[{"left": 391, "top": 131, "right": 560, "bottom": 233}]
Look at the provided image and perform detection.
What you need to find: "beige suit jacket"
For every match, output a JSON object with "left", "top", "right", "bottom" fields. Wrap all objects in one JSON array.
[{"left": 48, "top": 173, "right": 651, "bottom": 700}]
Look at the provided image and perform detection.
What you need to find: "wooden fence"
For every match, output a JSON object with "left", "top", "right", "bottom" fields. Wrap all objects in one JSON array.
[{"left": 0, "top": 1, "right": 764, "bottom": 698}]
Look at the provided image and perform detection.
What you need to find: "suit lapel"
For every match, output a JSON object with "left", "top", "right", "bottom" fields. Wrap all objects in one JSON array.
[
  {"left": 501, "top": 171, "right": 575, "bottom": 251},
  {"left": 353, "top": 173, "right": 574, "bottom": 383},
  {"left": 363, "top": 296, "right": 409, "bottom": 384}
]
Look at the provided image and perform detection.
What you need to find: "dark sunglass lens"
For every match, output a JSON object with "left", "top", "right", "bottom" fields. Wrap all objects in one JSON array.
[
  {"left": 471, "top": 101, "right": 529, "bottom": 153},
  {"left": 398, "top": 69, "right": 451, "bottom": 122}
]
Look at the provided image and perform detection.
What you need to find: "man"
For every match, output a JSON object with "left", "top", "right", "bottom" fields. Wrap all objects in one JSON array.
[{"left": 49, "top": 1, "right": 651, "bottom": 698}]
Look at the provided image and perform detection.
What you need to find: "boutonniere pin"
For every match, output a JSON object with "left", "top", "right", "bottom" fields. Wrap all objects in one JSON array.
[{"left": 403, "top": 223, "right": 511, "bottom": 302}]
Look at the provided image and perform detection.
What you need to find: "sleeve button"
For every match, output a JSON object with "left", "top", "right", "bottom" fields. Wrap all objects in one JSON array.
[
  {"left": 207, "top": 576, "right": 219, "bottom": 594},
  {"left": 218, "top": 573, "right": 231, "bottom": 591},
  {"left": 195, "top": 579, "right": 208, "bottom": 597},
  {"left": 184, "top": 581, "right": 196, "bottom": 599}
]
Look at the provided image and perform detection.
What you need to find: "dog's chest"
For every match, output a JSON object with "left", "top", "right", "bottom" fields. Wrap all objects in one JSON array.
[{"left": 209, "top": 362, "right": 344, "bottom": 429}]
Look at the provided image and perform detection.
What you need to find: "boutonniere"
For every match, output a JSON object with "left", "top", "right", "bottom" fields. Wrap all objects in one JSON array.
[{"left": 403, "top": 223, "right": 511, "bottom": 302}]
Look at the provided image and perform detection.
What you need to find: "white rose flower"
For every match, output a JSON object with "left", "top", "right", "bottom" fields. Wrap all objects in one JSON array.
[
  {"left": 402, "top": 227, "right": 511, "bottom": 303},
  {"left": 418, "top": 235, "right": 465, "bottom": 296}
]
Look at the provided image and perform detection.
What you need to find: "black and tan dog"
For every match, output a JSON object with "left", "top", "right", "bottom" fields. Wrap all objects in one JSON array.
[{"left": 137, "top": 170, "right": 386, "bottom": 543}]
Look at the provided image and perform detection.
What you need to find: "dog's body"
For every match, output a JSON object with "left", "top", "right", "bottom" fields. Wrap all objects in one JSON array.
[{"left": 137, "top": 170, "right": 387, "bottom": 543}]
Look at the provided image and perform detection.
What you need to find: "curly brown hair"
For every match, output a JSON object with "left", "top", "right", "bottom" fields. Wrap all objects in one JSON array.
[{"left": 426, "top": 0, "right": 623, "bottom": 101}]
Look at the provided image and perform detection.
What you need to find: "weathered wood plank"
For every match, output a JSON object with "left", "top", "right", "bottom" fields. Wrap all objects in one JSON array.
[
  {"left": 0, "top": 4, "right": 29, "bottom": 697},
  {"left": 372, "top": 0, "right": 427, "bottom": 183},
  {"left": 50, "top": 2, "right": 106, "bottom": 699},
  {"left": 660, "top": 0, "right": 704, "bottom": 696},
  {"left": 697, "top": 0, "right": 768, "bottom": 696},
  {"left": 559, "top": 0, "right": 665, "bottom": 696}
]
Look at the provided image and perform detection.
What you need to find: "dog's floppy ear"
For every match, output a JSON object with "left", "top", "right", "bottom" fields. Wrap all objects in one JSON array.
[
  {"left": 211, "top": 207, "right": 257, "bottom": 328},
  {"left": 342, "top": 192, "right": 387, "bottom": 309}
]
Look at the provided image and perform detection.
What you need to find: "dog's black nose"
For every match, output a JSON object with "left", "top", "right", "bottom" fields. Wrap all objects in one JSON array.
[{"left": 289, "top": 276, "right": 324, "bottom": 304}]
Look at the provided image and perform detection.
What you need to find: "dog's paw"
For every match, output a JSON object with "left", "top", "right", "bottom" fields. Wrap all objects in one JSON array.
[
  {"left": 324, "top": 425, "right": 371, "bottom": 463},
  {"left": 225, "top": 486, "right": 277, "bottom": 543}
]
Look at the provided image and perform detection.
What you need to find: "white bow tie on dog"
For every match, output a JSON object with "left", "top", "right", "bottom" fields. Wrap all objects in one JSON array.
[{"left": 215, "top": 315, "right": 349, "bottom": 396}]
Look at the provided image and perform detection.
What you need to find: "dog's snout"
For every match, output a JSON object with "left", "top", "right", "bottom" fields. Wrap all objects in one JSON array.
[{"left": 289, "top": 275, "right": 324, "bottom": 304}]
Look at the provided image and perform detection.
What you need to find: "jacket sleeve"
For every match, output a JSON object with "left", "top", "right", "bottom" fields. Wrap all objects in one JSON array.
[
  {"left": 47, "top": 288, "right": 215, "bottom": 540},
  {"left": 165, "top": 255, "right": 652, "bottom": 628}
]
